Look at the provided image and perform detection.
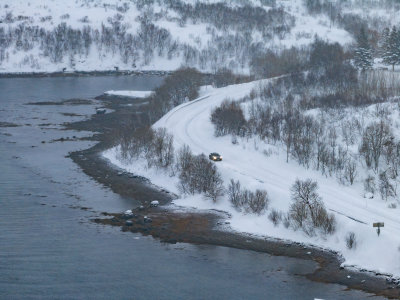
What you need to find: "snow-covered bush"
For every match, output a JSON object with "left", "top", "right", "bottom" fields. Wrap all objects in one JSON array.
[
  {"left": 268, "top": 209, "right": 282, "bottom": 226},
  {"left": 345, "top": 232, "right": 357, "bottom": 250},
  {"left": 227, "top": 179, "right": 269, "bottom": 214},
  {"left": 247, "top": 189, "right": 269, "bottom": 215}
]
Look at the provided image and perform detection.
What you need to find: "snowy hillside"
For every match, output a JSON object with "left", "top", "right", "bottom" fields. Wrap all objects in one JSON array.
[
  {"left": 0, "top": 0, "right": 359, "bottom": 73},
  {"left": 104, "top": 76, "right": 400, "bottom": 277}
]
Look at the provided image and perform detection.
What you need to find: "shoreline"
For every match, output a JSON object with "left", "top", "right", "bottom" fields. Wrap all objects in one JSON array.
[
  {"left": 0, "top": 69, "right": 173, "bottom": 78},
  {"left": 63, "top": 89, "right": 400, "bottom": 298}
]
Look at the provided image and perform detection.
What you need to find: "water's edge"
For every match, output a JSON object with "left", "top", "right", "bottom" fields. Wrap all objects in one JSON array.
[
  {"left": 67, "top": 92, "right": 400, "bottom": 299},
  {"left": 0, "top": 70, "right": 173, "bottom": 78}
]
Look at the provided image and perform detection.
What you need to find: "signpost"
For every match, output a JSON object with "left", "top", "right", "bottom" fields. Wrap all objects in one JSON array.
[{"left": 373, "top": 222, "right": 384, "bottom": 236}]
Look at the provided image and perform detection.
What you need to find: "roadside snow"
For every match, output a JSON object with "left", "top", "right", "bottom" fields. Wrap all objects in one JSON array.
[
  {"left": 104, "top": 80, "right": 400, "bottom": 277},
  {"left": 104, "top": 90, "right": 153, "bottom": 98}
]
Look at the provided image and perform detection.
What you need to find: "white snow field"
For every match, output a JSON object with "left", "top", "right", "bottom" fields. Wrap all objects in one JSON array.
[
  {"left": 104, "top": 80, "right": 400, "bottom": 277},
  {"left": 0, "top": 0, "right": 352, "bottom": 74},
  {"left": 104, "top": 90, "right": 153, "bottom": 98}
]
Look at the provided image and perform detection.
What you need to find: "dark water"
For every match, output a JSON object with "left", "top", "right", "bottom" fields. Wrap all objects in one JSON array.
[{"left": 0, "top": 76, "right": 384, "bottom": 299}]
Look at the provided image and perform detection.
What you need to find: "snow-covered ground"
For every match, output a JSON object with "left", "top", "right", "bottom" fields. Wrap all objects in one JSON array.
[
  {"left": 104, "top": 81, "right": 400, "bottom": 277},
  {"left": 104, "top": 90, "right": 153, "bottom": 98},
  {"left": 0, "top": 0, "right": 354, "bottom": 74}
]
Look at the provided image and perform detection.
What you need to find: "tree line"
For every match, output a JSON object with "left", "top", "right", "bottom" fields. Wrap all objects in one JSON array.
[
  {"left": 0, "top": 0, "right": 294, "bottom": 72},
  {"left": 211, "top": 39, "right": 400, "bottom": 203}
]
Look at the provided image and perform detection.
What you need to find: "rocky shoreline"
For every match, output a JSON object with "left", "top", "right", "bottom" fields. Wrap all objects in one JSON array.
[
  {"left": 64, "top": 90, "right": 400, "bottom": 299},
  {"left": 0, "top": 69, "right": 173, "bottom": 78}
]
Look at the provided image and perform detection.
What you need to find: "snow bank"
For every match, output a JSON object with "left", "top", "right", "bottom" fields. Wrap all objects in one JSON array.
[{"left": 104, "top": 90, "right": 153, "bottom": 98}]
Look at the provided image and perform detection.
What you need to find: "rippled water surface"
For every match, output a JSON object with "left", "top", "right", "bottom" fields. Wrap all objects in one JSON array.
[{"left": 0, "top": 76, "right": 384, "bottom": 299}]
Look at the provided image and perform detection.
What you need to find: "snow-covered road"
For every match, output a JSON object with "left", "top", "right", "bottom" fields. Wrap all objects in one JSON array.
[{"left": 153, "top": 81, "right": 400, "bottom": 275}]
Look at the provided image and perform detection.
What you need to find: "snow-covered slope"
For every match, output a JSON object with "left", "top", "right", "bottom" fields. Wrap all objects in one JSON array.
[
  {"left": 0, "top": 0, "right": 354, "bottom": 73},
  {"left": 104, "top": 80, "right": 400, "bottom": 277}
]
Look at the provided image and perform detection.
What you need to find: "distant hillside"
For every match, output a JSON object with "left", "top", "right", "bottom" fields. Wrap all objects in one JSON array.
[{"left": 0, "top": 0, "right": 398, "bottom": 73}]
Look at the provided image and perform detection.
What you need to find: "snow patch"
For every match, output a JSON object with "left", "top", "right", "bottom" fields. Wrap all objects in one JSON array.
[{"left": 104, "top": 90, "right": 153, "bottom": 98}]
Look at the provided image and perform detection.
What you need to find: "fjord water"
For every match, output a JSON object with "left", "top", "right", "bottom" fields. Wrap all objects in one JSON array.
[{"left": 0, "top": 76, "right": 383, "bottom": 299}]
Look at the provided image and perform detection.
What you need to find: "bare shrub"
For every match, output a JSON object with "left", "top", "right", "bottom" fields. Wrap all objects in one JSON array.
[
  {"left": 175, "top": 144, "right": 193, "bottom": 173},
  {"left": 148, "top": 68, "right": 202, "bottom": 123},
  {"left": 283, "top": 213, "right": 291, "bottom": 228},
  {"left": 228, "top": 179, "right": 242, "bottom": 209},
  {"left": 364, "top": 175, "right": 376, "bottom": 194},
  {"left": 314, "top": 205, "right": 336, "bottom": 235},
  {"left": 268, "top": 209, "right": 282, "bottom": 226},
  {"left": 231, "top": 135, "right": 238, "bottom": 144},
  {"left": 178, "top": 153, "right": 224, "bottom": 202},
  {"left": 250, "top": 47, "right": 307, "bottom": 79},
  {"left": 379, "top": 170, "right": 396, "bottom": 201},
  {"left": 79, "top": 16, "right": 90, "bottom": 23},
  {"left": 289, "top": 179, "right": 336, "bottom": 235},
  {"left": 289, "top": 200, "right": 308, "bottom": 230},
  {"left": 346, "top": 232, "right": 357, "bottom": 250},
  {"left": 147, "top": 128, "right": 174, "bottom": 168},
  {"left": 247, "top": 189, "right": 269, "bottom": 215},
  {"left": 116, "top": 126, "right": 154, "bottom": 161},
  {"left": 204, "top": 168, "right": 225, "bottom": 202},
  {"left": 359, "top": 121, "right": 392, "bottom": 171},
  {"left": 213, "top": 67, "right": 253, "bottom": 88},
  {"left": 227, "top": 179, "right": 268, "bottom": 214},
  {"left": 343, "top": 159, "right": 358, "bottom": 185},
  {"left": 211, "top": 99, "right": 247, "bottom": 137}
]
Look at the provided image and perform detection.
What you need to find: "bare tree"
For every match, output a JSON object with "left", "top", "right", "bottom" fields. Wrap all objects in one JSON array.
[
  {"left": 344, "top": 159, "right": 358, "bottom": 185},
  {"left": 228, "top": 179, "right": 242, "bottom": 209},
  {"left": 379, "top": 170, "right": 396, "bottom": 201},
  {"left": 148, "top": 128, "right": 174, "bottom": 168},
  {"left": 364, "top": 175, "right": 376, "bottom": 195},
  {"left": 290, "top": 179, "right": 321, "bottom": 222},
  {"left": 175, "top": 144, "right": 193, "bottom": 173},
  {"left": 289, "top": 179, "right": 336, "bottom": 235},
  {"left": 360, "top": 121, "right": 392, "bottom": 171}
]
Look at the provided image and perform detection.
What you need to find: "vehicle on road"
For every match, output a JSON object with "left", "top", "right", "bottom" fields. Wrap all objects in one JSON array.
[{"left": 209, "top": 152, "right": 222, "bottom": 161}]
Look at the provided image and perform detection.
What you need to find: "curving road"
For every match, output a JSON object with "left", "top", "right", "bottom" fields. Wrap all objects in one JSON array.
[{"left": 154, "top": 81, "right": 400, "bottom": 273}]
